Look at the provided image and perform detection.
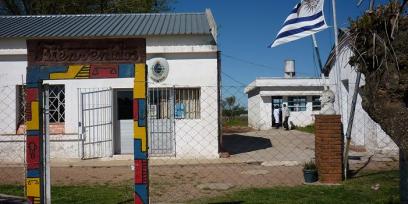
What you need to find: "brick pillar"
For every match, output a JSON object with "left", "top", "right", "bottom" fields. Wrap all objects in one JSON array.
[{"left": 315, "top": 115, "right": 344, "bottom": 183}]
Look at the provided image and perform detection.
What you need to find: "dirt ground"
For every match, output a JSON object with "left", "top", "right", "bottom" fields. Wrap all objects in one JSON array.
[
  {"left": 0, "top": 159, "right": 399, "bottom": 203},
  {"left": 0, "top": 129, "right": 400, "bottom": 203},
  {"left": 0, "top": 163, "right": 304, "bottom": 203}
]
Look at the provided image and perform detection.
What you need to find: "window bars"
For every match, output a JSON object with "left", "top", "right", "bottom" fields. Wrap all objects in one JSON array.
[{"left": 48, "top": 85, "right": 65, "bottom": 123}]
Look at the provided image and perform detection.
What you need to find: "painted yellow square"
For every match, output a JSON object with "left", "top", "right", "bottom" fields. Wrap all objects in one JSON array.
[
  {"left": 26, "top": 178, "right": 40, "bottom": 197},
  {"left": 133, "top": 64, "right": 146, "bottom": 99},
  {"left": 26, "top": 102, "right": 39, "bottom": 130},
  {"left": 134, "top": 64, "right": 146, "bottom": 82},
  {"left": 134, "top": 122, "right": 147, "bottom": 152}
]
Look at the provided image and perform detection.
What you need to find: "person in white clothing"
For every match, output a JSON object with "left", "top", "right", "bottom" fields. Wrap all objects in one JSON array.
[
  {"left": 273, "top": 105, "right": 280, "bottom": 129},
  {"left": 282, "top": 104, "right": 290, "bottom": 130}
]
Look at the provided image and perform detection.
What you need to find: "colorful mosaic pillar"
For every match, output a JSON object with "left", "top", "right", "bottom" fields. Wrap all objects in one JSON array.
[
  {"left": 25, "top": 82, "right": 42, "bottom": 204},
  {"left": 133, "top": 64, "right": 148, "bottom": 204}
]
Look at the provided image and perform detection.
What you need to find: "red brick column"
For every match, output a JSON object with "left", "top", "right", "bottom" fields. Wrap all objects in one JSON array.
[{"left": 315, "top": 115, "right": 344, "bottom": 183}]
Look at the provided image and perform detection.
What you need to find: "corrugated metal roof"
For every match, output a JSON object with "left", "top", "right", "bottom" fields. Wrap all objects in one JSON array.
[{"left": 0, "top": 12, "right": 213, "bottom": 38}]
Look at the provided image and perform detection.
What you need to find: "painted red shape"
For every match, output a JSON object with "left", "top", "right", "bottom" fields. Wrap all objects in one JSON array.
[
  {"left": 90, "top": 64, "right": 119, "bottom": 78},
  {"left": 134, "top": 160, "right": 143, "bottom": 184},
  {"left": 26, "top": 88, "right": 39, "bottom": 102},
  {"left": 26, "top": 136, "right": 40, "bottom": 169},
  {"left": 134, "top": 160, "right": 148, "bottom": 184},
  {"left": 134, "top": 193, "right": 143, "bottom": 204},
  {"left": 25, "top": 88, "right": 39, "bottom": 121},
  {"left": 142, "top": 160, "right": 148, "bottom": 183},
  {"left": 133, "top": 99, "right": 139, "bottom": 121}
]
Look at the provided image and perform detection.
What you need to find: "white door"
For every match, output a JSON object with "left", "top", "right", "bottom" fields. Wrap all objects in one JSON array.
[
  {"left": 115, "top": 90, "right": 134, "bottom": 154},
  {"left": 79, "top": 88, "right": 113, "bottom": 159}
]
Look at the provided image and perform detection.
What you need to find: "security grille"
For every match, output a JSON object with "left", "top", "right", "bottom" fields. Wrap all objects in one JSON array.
[{"left": 48, "top": 85, "right": 65, "bottom": 123}]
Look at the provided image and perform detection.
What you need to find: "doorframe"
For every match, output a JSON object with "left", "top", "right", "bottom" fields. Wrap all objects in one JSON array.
[
  {"left": 113, "top": 88, "right": 134, "bottom": 155},
  {"left": 25, "top": 38, "right": 148, "bottom": 204}
]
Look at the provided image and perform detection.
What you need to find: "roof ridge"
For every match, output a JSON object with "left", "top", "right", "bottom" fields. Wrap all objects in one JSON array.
[{"left": 0, "top": 12, "right": 206, "bottom": 18}]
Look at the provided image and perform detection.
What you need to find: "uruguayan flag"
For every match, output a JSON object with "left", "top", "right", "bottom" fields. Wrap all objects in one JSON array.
[{"left": 269, "top": 0, "right": 328, "bottom": 48}]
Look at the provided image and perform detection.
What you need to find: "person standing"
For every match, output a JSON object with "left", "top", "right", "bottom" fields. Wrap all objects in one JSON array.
[
  {"left": 282, "top": 104, "right": 290, "bottom": 130},
  {"left": 273, "top": 105, "right": 280, "bottom": 129}
]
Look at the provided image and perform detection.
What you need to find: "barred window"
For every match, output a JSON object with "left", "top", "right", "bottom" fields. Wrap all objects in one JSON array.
[
  {"left": 288, "top": 96, "right": 307, "bottom": 112},
  {"left": 16, "top": 85, "right": 25, "bottom": 129},
  {"left": 49, "top": 85, "right": 65, "bottom": 123},
  {"left": 312, "top": 96, "right": 321, "bottom": 111},
  {"left": 175, "top": 88, "right": 200, "bottom": 119},
  {"left": 148, "top": 88, "right": 173, "bottom": 119},
  {"left": 15, "top": 85, "right": 65, "bottom": 127}
]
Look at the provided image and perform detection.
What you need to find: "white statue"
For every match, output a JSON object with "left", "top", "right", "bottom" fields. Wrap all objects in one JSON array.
[{"left": 320, "top": 89, "right": 336, "bottom": 115}]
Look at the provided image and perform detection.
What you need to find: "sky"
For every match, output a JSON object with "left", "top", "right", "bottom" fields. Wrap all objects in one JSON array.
[{"left": 174, "top": 0, "right": 390, "bottom": 88}]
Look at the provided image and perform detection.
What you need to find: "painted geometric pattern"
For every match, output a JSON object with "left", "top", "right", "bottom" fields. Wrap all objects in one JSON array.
[
  {"left": 26, "top": 63, "right": 145, "bottom": 204},
  {"left": 25, "top": 84, "right": 41, "bottom": 204},
  {"left": 133, "top": 63, "right": 148, "bottom": 204}
]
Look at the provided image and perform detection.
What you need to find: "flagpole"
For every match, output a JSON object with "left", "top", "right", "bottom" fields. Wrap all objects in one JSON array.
[
  {"left": 312, "top": 34, "right": 324, "bottom": 72},
  {"left": 311, "top": 34, "right": 328, "bottom": 90},
  {"left": 331, "top": 0, "right": 341, "bottom": 111}
]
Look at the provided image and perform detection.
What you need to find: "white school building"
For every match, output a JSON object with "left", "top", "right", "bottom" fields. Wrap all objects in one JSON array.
[
  {"left": 0, "top": 10, "right": 221, "bottom": 161},
  {"left": 245, "top": 60, "right": 325, "bottom": 130},
  {"left": 324, "top": 33, "right": 397, "bottom": 153}
]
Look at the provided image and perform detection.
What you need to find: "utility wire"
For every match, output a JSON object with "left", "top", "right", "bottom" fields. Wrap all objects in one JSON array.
[
  {"left": 221, "top": 53, "right": 317, "bottom": 77},
  {"left": 221, "top": 71, "right": 247, "bottom": 86},
  {"left": 221, "top": 53, "right": 275, "bottom": 70}
]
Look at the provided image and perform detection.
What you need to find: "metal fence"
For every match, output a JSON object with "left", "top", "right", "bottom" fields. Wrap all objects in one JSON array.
[
  {"left": 0, "top": 85, "right": 26, "bottom": 196},
  {"left": 146, "top": 84, "right": 399, "bottom": 203},
  {"left": 0, "top": 83, "right": 401, "bottom": 203}
]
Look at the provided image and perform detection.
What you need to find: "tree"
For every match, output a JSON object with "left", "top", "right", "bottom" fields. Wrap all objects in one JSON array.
[
  {"left": 347, "top": 1, "right": 408, "bottom": 202},
  {"left": 224, "top": 96, "right": 236, "bottom": 119},
  {"left": 222, "top": 96, "right": 247, "bottom": 119},
  {"left": 0, "top": 0, "right": 174, "bottom": 15}
]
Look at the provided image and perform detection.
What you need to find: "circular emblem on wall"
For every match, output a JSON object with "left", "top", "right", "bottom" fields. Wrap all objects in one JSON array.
[{"left": 148, "top": 58, "right": 169, "bottom": 83}]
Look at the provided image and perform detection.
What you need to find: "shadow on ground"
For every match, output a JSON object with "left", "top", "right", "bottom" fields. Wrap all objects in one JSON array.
[{"left": 222, "top": 134, "right": 272, "bottom": 155}]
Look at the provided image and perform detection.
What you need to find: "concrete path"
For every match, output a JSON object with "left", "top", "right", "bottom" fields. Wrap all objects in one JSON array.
[{"left": 222, "top": 129, "right": 315, "bottom": 165}]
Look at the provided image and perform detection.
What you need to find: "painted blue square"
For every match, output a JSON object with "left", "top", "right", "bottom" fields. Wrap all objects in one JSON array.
[
  {"left": 27, "top": 130, "right": 40, "bottom": 136},
  {"left": 119, "top": 64, "right": 135, "bottom": 78},
  {"left": 26, "top": 65, "right": 67, "bottom": 86},
  {"left": 134, "top": 184, "right": 148, "bottom": 204},
  {"left": 138, "top": 99, "right": 146, "bottom": 127},
  {"left": 134, "top": 139, "right": 147, "bottom": 159},
  {"left": 27, "top": 169, "right": 40, "bottom": 178}
]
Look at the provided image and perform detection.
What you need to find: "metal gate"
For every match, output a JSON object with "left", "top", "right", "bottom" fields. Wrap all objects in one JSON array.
[
  {"left": 78, "top": 88, "right": 113, "bottom": 159},
  {"left": 148, "top": 87, "right": 175, "bottom": 156}
]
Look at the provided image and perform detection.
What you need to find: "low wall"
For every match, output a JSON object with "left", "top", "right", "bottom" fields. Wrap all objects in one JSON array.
[{"left": 0, "top": 134, "right": 80, "bottom": 163}]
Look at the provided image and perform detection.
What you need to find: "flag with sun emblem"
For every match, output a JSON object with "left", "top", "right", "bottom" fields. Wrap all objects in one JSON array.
[{"left": 269, "top": 0, "right": 328, "bottom": 48}]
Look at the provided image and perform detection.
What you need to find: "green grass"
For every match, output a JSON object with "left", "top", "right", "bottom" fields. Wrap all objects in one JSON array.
[
  {"left": 0, "top": 185, "right": 24, "bottom": 197},
  {"left": 223, "top": 116, "right": 248, "bottom": 127},
  {"left": 192, "top": 171, "right": 400, "bottom": 204},
  {"left": 0, "top": 184, "right": 134, "bottom": 204},
  {"left": 0, "top": 171, "right": 399, "bottom": 203},
  {"left": 295, "top": 124, "right": 315, "bottom": 134}
]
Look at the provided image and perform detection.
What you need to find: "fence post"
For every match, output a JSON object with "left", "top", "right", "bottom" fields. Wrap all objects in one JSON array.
[{"left": 43, "top": 84, "right": 51, "bottom": 204}]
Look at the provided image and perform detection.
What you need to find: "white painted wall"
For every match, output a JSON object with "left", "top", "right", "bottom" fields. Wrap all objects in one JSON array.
[
  {"left": 0, "top": 134, "right": 79, "bottom": 163},
  {"left": 0, "top": 59, "right": 27, "bottom": 134},
  {"left": 148, "top": 52, "right": 219, "bottom": 159},
  {"left": 0, "top": 35, "right": 219, "bottom": 159},
  {"left": 327, "top": 47, "right": 397, "bottom": 152}
]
